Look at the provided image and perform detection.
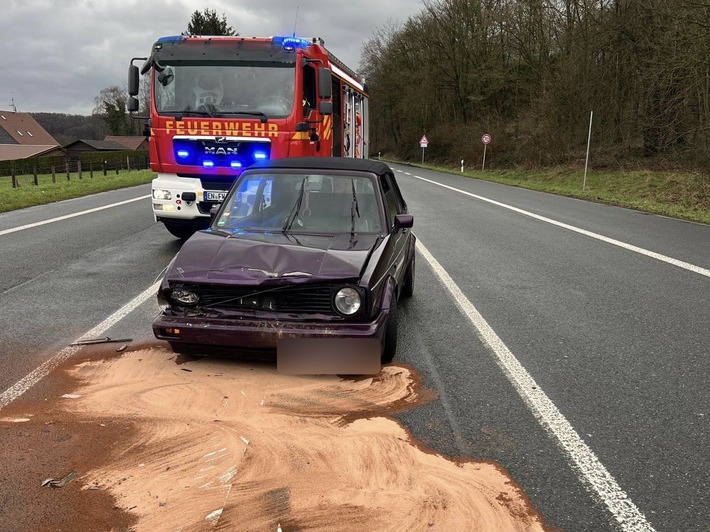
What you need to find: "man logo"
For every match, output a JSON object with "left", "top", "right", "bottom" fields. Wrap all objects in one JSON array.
[
  {"left": 215, "top": 136, "right": 227, "bottom": 143},
  {"left": 205, "top": 147, "right": 239, "bottom": 155}
]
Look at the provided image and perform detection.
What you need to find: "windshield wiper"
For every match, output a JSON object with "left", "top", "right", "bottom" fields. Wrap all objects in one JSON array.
[
  {"left": 350, "top": 179, "right": 360, "bottom": 237},
  {"left": 283, "top": 177, "right": 308, "bottom": 232},
  {"left": 217, "top": 111, "right": 269, "bottom": 123},
  {"left": 172, "top": 108, "right": 213, "bottom": 119}
]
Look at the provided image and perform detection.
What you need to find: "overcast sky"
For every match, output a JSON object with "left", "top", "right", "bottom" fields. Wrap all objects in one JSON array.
[{"left": 1, "top": 0, "right": 423, "bottom": 115}]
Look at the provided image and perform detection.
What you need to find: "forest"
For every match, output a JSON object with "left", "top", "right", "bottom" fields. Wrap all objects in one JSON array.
[{"left": 360, "top": 0, "right": 710, "bottom": 169}]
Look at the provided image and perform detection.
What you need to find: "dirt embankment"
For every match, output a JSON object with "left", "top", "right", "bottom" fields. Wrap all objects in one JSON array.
[{"left": 1, "top": 346, "right": 549, "bottom": 531}]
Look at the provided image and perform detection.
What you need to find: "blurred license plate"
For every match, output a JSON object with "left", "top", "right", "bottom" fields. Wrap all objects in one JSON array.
[
  {"left": 277, "top": 338, "right": 381, "bottom": 375},
  {"left": 204, "top": 191, "right": 227, "bottom": 201}
]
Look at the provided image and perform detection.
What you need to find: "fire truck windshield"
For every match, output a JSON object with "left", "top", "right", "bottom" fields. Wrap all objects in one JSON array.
[{"left": 155, "top": 63, "right": 295, "bottom": 119}]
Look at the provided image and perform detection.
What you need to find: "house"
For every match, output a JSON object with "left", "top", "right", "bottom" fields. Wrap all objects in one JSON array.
[
  {"left": 62, "top": 139, "right": 127, "bottom": 160},
  {"left": 0, "top": 110, "right": 61, "bottom": 162},
  {"left": 104, "top": 135, "right": 149, "bottom": 151}
]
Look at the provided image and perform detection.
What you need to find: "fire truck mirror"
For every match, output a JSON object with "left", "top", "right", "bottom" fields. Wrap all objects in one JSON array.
[
  {"left": 318, "top": 69, "right": 332, "bottom": 99},
  {"left": 127, "top": 97, "right": 139, "bottom": 113},
  {"left": 318, "top": 101, "right": 333, "bottom": 116},
  {"left": 128, "top": 65, "right": 140, "bottom": 96}
]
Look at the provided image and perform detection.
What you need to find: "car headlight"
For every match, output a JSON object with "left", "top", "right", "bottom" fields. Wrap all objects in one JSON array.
[
  {"left": 171, "top": 289, "right": 200, "bottom": 305},
  {"left": 153, "top": 189, "right": 172, "bottom": 200},
  {"left": 334, "top": 287, "right": 361, "bottom": 316}
]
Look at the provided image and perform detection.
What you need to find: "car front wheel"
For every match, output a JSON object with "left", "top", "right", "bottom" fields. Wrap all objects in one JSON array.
[
  {"left": 382, "top": 302, "right": 398, "bottom": 363},
  {"left": 402, "top": 254, "right": 415, "bottom": 298}
]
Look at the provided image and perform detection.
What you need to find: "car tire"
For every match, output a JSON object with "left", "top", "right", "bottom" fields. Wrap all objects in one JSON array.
[
  {"left": 382, "top": 302, "right": 398, "bottom": 363},
  {"left": 402, "top": 254, "right": 415, "bottom": 298},
  {"left": 164, "top": 222, "right": 197, "bottom": 240}
]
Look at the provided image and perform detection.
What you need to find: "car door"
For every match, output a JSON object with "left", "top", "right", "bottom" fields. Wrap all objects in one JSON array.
[{"left": 381, "top": 171, "right": 409, "bottom": 291}]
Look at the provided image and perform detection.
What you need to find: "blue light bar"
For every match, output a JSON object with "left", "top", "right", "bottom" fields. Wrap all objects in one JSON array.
[
  {"left": 157, "top": 35, "right": 184, "bottom": 43},
  {"left": 177, "top": 149, "right": 190, "bottom": 159},
  {"left": 230, "top": 161, "right": 243, "bottom": 169},
  {"left": 203, "top": 160, "right": 215, "bottom": 168},
  {"left": 272, "top": 36, "right": 310, "bottom": 51},
  {"left": 253, "top": 151, "right": 267, "bottom": 160}
]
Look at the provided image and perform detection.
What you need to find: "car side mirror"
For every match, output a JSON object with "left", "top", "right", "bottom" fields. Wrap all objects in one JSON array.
[{"left": 394, "top": 214, "right": 413, "bottom": 230}]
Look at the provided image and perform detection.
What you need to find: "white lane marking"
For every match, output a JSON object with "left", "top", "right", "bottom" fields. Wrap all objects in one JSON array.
[
  {"left": 417, "top": 240, "right": 655, "bottom": 531},
  {"left": 397, "top": 170, "right": 710, "bottom": 278},
  {"left": 0, "top": 280, "right": 160, "bottom": 410},
  {"left": 0, "top": 195, "right": 150, "bottom": 237}
]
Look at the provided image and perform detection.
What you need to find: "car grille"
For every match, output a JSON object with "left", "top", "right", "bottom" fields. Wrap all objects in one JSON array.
[{"left": 176, "top": 284, "right": 336, "bottom": 315}]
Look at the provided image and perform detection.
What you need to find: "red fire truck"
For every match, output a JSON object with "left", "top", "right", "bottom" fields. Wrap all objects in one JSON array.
[{"left": 128, "top": 35, "right": 369, "bottom": 239}]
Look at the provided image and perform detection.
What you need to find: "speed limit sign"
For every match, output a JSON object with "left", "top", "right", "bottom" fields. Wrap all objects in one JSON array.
[{"left": 481, "top": 133, "right": 492, "bottom": 144}]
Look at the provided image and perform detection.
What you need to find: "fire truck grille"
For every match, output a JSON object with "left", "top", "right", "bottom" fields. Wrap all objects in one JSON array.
[{"left": 173, "top": 138, "right": 271, "bottom": 169}]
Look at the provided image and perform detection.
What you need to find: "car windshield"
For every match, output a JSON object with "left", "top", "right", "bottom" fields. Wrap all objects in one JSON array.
[
  {"left": 214, "top": 173, "right": 382, "bottom": 234},
  {"left": 154, "top": 63, "right": 295, "bottom": 118}
]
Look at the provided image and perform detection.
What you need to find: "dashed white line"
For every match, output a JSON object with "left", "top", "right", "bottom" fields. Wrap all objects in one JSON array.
[
  {"left": 397, "top": 169, "right": 710, "bottom": 278},
  {"left": 417, "top": 239, "right": 655, "bottom": 531},
  {"left": 0, "top": 195, "right": 150, "bottom": 237},
  {"left": 0, "top": 280, "right": 160, "bottom": 410}
]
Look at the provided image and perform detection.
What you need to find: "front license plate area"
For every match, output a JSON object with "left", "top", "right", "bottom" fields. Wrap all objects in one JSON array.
[
  {"left": 277, "top": 338, "right": 381, "bottom": 375},
  {"left": 203, "top": 191, "right": 227, "bottom": 202}
]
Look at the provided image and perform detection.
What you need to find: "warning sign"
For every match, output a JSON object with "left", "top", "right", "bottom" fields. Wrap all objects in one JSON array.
[{"left": 419, "top": 135, "right": 429, "bottom": 147}]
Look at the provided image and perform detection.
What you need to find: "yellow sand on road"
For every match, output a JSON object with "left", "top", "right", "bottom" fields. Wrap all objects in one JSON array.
[{"left": 60, "top": 347, "right": 547, "bottom": 531}]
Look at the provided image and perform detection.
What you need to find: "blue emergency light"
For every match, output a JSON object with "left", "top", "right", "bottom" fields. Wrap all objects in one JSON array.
[
  {"left": 177, "top": 149, "right": 190, "bottom": 159},
  {"left": 253, "top": 151, "right": 267, "bottom": 160},
  {"left": 203, "top": 160, "right": 215, "bottom": 168},
  {"left": 272, "top": 36, "right": 310, "bottom": 52}
]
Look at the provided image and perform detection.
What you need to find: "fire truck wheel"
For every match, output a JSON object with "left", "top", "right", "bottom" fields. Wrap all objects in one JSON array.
[{"left": 163, "top": 222, "right": 197, "bottom": 240}]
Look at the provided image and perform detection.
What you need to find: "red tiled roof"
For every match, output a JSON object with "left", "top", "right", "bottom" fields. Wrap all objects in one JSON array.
[
  {"left": 0, "top": 145, "right": 62, "bottom": 161},
  {"left": 0, "top": 111, "right": 59, "bottom": 146}
]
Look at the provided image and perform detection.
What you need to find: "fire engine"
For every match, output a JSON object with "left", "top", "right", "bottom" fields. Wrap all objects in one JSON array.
[{"left": 128, "top": 35, "right": 369, "bottom": 239}]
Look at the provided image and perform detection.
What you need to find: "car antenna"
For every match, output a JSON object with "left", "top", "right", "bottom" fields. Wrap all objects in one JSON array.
[{"left": 292, "top": 6, "right": 299, "bottom": 37}]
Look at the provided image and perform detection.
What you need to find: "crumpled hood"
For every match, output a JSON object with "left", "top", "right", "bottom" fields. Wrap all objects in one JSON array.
[{"left": 165, "top": 230, "right": 381, "bottom": 285}]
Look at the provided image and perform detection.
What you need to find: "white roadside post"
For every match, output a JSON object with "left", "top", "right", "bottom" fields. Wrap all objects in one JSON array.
[
  {"left": 420, "top": 135, "right": 429, "bottom": 164},
  {"left": 481, "top": 133, "right": 492, "bottom": 171},
  {"left": 583, "top": 111, "right": 593, "bottom": 191},
  {"left": 461, "top": 159, "right": 464, "bottom": 173}
]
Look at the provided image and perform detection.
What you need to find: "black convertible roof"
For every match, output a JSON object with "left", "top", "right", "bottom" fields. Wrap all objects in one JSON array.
[{"left": 246, "top": 157, "right": 393, "bottom": 175}]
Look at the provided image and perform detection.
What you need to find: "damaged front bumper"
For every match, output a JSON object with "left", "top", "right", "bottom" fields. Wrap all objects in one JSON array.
[{"left": 152, "top": 309, "right": 390, "bottom": 352}]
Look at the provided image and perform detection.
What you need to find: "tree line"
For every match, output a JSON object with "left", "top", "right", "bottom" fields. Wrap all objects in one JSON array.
[{"left": 361, "top": 0, "right": 710, "bottom": 168}]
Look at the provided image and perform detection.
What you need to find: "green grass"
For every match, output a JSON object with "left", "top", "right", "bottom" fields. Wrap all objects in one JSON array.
[
  {"left": 2, "top": 161, "right": 709, "bottom": 225},
  {"left": 0, "top": 169, "right": 155, "bottom": 214},
  {"left": 390, "top": 160, "right": 710, "bottom": 225}
]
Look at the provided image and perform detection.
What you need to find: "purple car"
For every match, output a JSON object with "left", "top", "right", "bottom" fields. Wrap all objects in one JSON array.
[{"left": 153, "top": 157, "right": 415, "bottom": 363}]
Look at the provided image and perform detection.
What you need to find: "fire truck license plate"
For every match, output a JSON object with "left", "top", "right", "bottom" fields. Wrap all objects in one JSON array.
[{"left": 203, "top": 191, "right": 227, "bottom": 202}]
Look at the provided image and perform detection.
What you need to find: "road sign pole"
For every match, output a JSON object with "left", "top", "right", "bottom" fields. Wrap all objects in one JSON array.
[
  {"left": 421, "top": 147, "right": 425, "bottom": 164},
  {"left": 482, "top": 144, "right": 487, "bottom": 172}
]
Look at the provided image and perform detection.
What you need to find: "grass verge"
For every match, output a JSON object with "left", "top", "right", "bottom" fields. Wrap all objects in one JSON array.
[
  {"left": 0, "top": 170, "right": 155, "bottom": 214},
  {"left": 388, "top": 160, "right": 710, "bottom": 225}
]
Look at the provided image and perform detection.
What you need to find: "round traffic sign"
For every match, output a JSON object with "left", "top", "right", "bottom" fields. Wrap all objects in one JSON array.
[{"left": 481, "top": 133, "right": 492, "bottom": 144}]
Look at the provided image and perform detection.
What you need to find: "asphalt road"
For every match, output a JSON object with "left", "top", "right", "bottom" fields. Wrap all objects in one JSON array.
[{"left": 0, "top": 164, "right": 707, "bottom": 531}]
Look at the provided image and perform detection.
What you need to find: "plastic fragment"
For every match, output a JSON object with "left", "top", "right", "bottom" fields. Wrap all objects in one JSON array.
[
  {"left": 71, "top": 336, "right": 132, "bottom": 346},
  {"left": 41, "top": 470, "right": 78, "bottom": 488}
]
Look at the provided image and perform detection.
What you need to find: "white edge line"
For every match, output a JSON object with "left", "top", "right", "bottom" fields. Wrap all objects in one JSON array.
[
  {"left": 417, "top": 240, "right": 655, "bottom": 532},
  {"left": 397, "top": 170, "right": 710, "bottom": 279},
  {"left": 0, "top": 280, "right": 160, "bottom": 410},
  {"left": 0, "top": 195, "right": 150, "bottom": 237}
]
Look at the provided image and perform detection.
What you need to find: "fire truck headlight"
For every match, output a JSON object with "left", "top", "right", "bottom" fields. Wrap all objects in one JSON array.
[{"left": 153, "top": 189, "right": 172, "bottom": 200}]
